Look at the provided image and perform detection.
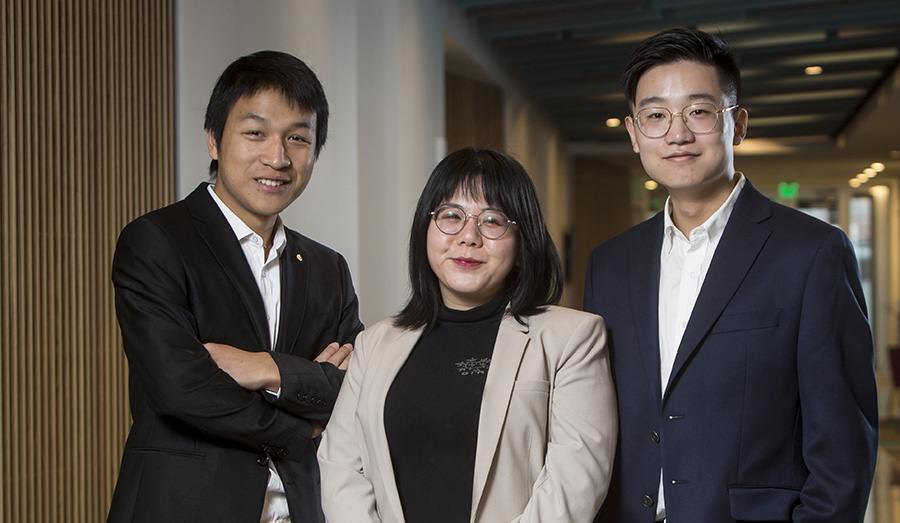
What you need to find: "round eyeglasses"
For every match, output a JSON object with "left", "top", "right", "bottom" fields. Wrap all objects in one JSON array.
[
  {"left": 632, "top": 103, "right": 739, "bottom": 138},
  {"left": 430, "top": 204, "right": 516, "bottom": 240}
]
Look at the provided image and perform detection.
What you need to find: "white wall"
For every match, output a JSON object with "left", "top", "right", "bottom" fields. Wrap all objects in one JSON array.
[{"left": 175, "top": 0, "right": 570, "bottom": 324}]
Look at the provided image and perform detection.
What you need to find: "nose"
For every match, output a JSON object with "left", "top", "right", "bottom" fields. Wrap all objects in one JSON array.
[
  {"left": 264, "top": 141, "right": 291, "bottom": 169},
  {"left": 666, "top": 113, "right": 694, "bottom": 144},
  {"left": 457, "top": 215, "right": 482, "bottom": 246}
]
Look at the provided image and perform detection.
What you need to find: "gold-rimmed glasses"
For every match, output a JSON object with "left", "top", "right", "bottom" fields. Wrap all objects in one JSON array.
[
  {"left": 430, "top": 204, "right": 516, "bottom": 240},
  {"left": 632, "top": 103, "right": 738, "bottom": 138}
]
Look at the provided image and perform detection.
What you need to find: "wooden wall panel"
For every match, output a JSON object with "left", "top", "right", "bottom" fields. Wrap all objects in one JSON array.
[{"left": 1, "top": 1, "right": 173, "bottom": 521}]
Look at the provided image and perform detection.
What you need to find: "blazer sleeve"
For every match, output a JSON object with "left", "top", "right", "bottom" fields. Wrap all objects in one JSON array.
[
  {"left": 112, "top": 218, "right": 314, "bottom": 456},
  {"left": 317, "top": 328, "right": 382, "bottom": 522},
  {"left": 516, "top": 313, "right": 618, "bottom": 522},
  {"left": 268, "top": 252, "right": 364, "bottom": 422},
  {"left": 794, "top": 228, "right": 878, "bottom": 521}
]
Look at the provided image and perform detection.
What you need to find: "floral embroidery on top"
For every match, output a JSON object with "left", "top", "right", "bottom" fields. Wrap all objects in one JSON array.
[{"left": 455, "top": 357, "right": 491, "bottom": 376}]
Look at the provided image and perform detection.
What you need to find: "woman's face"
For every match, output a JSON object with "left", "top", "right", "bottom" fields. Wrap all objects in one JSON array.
[{"left": 427, "top": 189, "right": 518, "bottom": 310}]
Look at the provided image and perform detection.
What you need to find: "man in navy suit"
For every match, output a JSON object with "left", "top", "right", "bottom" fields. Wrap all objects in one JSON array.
[
  {"left": 585, "top": 28, "right": 877, "bottom": 522},
  {"left": 108, "top": 51, "right": 363, "bottom": 522}
]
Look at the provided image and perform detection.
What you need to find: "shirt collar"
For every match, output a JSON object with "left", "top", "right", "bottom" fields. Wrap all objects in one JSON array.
[
  {"left": 662, "top": 173, "right": 746, "bottom": 250},
  {"left": 207, "top": 184, "right": 286, "bottom": 256}
]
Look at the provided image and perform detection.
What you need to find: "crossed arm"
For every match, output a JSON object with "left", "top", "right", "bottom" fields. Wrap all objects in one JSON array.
[
  {"left": 204, "top": 341, "right": 353, "bottom": 392},
  {"left": 204, "top": 341, "right": 353, "bottom": 437}
]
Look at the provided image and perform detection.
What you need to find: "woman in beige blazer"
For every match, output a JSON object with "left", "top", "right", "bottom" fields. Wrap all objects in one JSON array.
[{"left": 318, "top": 148, "right": 617, "bottom": 522}]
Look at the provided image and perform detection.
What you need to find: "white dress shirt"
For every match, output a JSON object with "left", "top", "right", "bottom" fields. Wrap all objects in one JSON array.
[
  {"left": 208, "top": 185, "right": 291, "bottom": 523},
  {"left": 655, "top": 175, "right": 745, "bottom": 519}
]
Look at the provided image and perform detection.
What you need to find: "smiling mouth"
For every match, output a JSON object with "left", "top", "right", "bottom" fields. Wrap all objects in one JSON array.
[
  {"left": 453, "top": 257, "right": 483, "bottom": 268},
  {"left": 257, "top": 179, "right": 287, "bottom": 187},
  {"left": 665, "top": 152, "right": 698, "bottom": 160}
]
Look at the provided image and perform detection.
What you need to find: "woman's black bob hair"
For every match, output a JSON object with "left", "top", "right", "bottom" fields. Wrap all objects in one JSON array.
[{"left": 394, "top": 147, "right": 563, "bottom": 332}]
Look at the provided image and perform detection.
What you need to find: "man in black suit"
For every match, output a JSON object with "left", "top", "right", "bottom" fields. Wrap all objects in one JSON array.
[
  {"left": 108, "top": 50, "right": 364, "bottom": 522},
  {"left": 585, "top": 29, "right": 877, "bottom": 522}
]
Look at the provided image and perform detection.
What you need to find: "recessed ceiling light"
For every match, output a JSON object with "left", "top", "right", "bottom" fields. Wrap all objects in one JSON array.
[
  {"left": 805, "top": 66, "right": 823, "bottom": 75},
  {"left": 871, "top": 162, "right": 885, "bottom": 172},
  {"left": 864, "top": 168, "right": 876, "bottom": 177},
  {"left": 849, "top": 179, "right": 862, "bottom": 187},
  {"left": 644, "top": 180, "right": 658, "bottom": 190},
  {"left": 856, "top": 174, "right": 869, "bottom": 181},
  {"left": 891, "top": 150, "right": 900, "bottom": 160},
  {"left": 606, "top": 118, "right": 621, "bottom": 128}
]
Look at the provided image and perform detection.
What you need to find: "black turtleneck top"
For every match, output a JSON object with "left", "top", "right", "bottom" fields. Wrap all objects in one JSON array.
[{"left": 383, "top": 293, "right": 506, "bottom": 523}]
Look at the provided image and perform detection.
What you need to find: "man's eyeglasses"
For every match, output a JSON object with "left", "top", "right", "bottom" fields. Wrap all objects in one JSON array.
[
  {"left": 632, "top": 103, "right": 738, "bottom": 138},
  {"left": 430, "top": 204, "right": 516, "bottom": 240}
]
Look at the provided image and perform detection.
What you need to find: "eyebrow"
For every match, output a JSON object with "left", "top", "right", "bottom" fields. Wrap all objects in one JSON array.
[{"left": 637, "top": 92, "right": 718, "bottom": 108}]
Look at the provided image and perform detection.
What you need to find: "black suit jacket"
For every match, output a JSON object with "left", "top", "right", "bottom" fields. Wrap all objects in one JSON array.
[
  {"left": 108, "top": 183, "right": 364, "bottom": 522},
  {"left": 585, "top": 180, "right": 877, "bottom": 522}
]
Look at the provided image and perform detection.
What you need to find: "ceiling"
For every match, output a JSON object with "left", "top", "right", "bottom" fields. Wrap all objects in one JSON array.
[{"left": 453, "top": 0, "right": 900, "bottom": 182}]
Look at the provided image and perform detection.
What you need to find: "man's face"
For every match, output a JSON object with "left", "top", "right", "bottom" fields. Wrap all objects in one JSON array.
[
  {"left": 207, "top": 89, "right": 317, "bottom": 235},
  {"left": 625, "top": 60, "right": 747, "bottom": 199}
]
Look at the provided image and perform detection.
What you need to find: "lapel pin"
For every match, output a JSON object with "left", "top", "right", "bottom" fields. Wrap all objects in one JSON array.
[{"left": 296, "top": 254, "right": 303, "bottom": 261}]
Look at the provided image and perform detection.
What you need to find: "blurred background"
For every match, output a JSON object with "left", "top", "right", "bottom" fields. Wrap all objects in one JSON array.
[{"left": 2, "top": 0, "right": 899, "bottom": 520}]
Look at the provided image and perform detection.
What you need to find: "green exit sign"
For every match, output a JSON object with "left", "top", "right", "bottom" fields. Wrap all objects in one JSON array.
[{"left": 778, "top": 181, "right": 799, "bottom": 200}]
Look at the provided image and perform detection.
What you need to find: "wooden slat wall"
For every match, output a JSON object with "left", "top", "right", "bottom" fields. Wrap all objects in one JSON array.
[{"left": 1, "top": 1, "right": 173, "bottom": 521}]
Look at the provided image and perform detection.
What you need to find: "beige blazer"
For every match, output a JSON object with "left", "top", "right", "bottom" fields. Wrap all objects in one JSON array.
[{"left": 318, "top": 306, "right": 617, "bottom": 522}]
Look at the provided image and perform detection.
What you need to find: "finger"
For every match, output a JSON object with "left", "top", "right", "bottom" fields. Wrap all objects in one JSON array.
[
  {"left": 338, "top": 348, "right": 352, "bottom": 371},
  {"left": 314, "top": 342, "right": 340, "bottom": 362},
  {"left": 328, "top": 343, "right": 353, "bottom": 367}
]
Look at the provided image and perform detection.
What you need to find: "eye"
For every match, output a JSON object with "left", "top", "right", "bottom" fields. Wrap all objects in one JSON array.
[
  {"left": 437, "top": 208, "right": 464, "bottom": 222},
  {"left": 642, "top": 109, "right": 668, "bottom": 120},
  {"left": 244, "top": 130, "right": 263, "bottom": 138},
  {"left": 481, "top": 213, "right": 506, "bottom": 226},
  {"left": 289, "top": 134, "right": 311, "bottom": 144},
  {"left": 688, "top": 106, "right": 710, "bottom": 116}
]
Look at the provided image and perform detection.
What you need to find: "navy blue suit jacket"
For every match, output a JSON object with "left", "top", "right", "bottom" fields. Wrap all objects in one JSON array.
[
  {"left": 585, "top": 180, "right": 877, "bottom": 522},
  {"left": 108, "top": 183, "right": 364, "bottom": 522}
]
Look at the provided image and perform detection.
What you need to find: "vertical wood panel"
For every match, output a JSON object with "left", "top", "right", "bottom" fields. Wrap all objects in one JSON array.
[{"left": 0, "top": 1, "right": 173, "bottom": 521}]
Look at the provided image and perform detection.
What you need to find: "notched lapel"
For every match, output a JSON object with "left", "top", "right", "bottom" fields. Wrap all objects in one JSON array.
[
  {"left": 631, "top": 217, "right": 664, "bottom": 404},
  {"left": 275, "top": 239, "right": 308, "bottom": 354},
  {"left": 665, "top": 184, "right": 772, "bottom": 397},
  {"left": 471, "top": 317, "right": 529, "bottom": 518},
  {"left": 188, "top": 185, "right": 270, "bottom": 351},
  {"left": 365, "top": 327, "right": 422, "bottom": 522}
]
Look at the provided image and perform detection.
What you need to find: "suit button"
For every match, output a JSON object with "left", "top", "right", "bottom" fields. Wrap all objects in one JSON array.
[
  {"left": 641, "top": 495, "right": 654, "bottom": 507},
  {"left": 650, "top": 430, "right": 660, "bottom": 443},
  {"left": 257, "top": 455, "right": 269, "bottom": 467}
]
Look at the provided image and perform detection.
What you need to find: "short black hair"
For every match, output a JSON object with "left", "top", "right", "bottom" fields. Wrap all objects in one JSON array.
[
  {"left": 394, "top": 147, "right": 563, "bottom": 332},
  {"left": 623, "top": 27, "right": 741, "bottom": 109},
  {"left": 203, "top": 50, "right": 329, "bottom": 177}
]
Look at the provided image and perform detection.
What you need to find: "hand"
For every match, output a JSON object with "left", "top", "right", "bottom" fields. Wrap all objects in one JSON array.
[
  {"left": 204, "top": 342, "right": 281, "bottom": 392},
  {"left": 315, "top": 342, "right": 353, "bottom": 370}
]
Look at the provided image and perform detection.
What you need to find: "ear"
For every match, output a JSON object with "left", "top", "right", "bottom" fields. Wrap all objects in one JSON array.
[
  {"left": 732, "top": 107, "right": 749, "bottom": 146},
  {"left": 625, "top": 116, "right": 640, "bottom": 153},
  {"left": 206, "top": 129, "right": 219, "bottom": 160}
]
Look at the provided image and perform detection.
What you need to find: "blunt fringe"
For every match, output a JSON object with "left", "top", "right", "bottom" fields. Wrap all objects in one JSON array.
[
  {"left": 394, "top": 147, "right": 564, "bottom": 332},
  {"left": 622, "top": 27, "right": 741, "bottom": 109},
  {"left": 203, "top": 50, "right": 329, "bottom": 177}
]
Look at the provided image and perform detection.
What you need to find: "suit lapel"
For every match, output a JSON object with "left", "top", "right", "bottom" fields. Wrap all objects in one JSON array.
[
  {"left": 365, "top": 327, "right": 422, "bottom": 522},
  {"left": 274, "top": 233, "right": 309, "bottom": 354},
  {"left": 631, "top": 215, "right": 665, "bottom": 404},
  {"left": 665, "top": 182, "right": 772, "bottom": 397},
  {"left": 471, "top": 314, "right": 529, "bottom": 520},
  {"left": 187, "top": 184, "right": 270, "bottom": 351}
]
